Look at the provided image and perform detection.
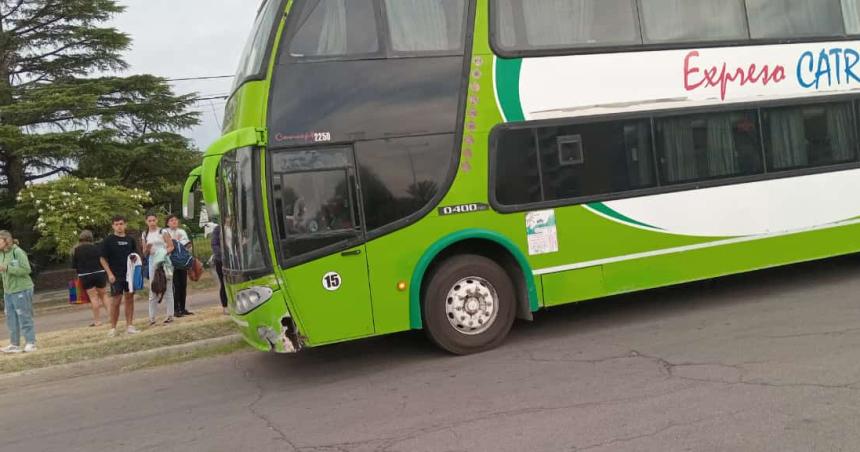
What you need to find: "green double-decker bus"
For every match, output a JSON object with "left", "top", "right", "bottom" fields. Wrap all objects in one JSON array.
[{"left": 184, "top": 0, "right": 860, "bottom": 354}]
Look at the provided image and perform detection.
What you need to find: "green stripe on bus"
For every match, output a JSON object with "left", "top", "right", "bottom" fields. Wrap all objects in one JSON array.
[
  {"left": 495, "top": 57, "right": 525, "bottom": 122},
  {"left": 587, "top": 202, "right": 662, "bottom": 230}
]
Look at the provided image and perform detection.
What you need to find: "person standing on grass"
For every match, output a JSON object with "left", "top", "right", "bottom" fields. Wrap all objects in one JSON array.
[
  {"left": 100, "top": 215, "right": 140, "bottom": 337},
  {"left": 210, "top": 224, "right": 228, "bottom": 315},
  {"left": 72, "top": 230, "right": 109, "bottom": 327},
  {"left": 166, "top": 215, "right": 193, "bottom": 317},
  {"left": 0, "top": 231, "right": 36, "bottom": 354},
  {"left": 143, "top": 214, "right": 175, "bottom": 325}
]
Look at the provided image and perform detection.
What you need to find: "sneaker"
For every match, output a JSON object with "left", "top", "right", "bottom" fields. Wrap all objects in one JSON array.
[
  {"left": 149, "top": 319, "right": 157, "bottom": 327},
  {"left": 184, "top": 311, "right": 194, "bottom": 316},
  {"left": 23, "top": 344, "right": 36, "bottom": 353},
  {"left": 107, "top": 328, "right": 117, "bottom": 337},
  {"left": 126, "top": 326, "right": 140, "bottom": 335},
  {"left": 222, "top": 308, "right": 229, "bottom": 316},
  {"left": 0, "top": 345, "right": 22, "bottom": 354},
  {"left": 163, "top": 317, "right": 174, "bottom": 324}
]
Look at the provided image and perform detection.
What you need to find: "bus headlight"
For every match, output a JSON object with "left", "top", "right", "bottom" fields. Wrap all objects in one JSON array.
[{"left": 234, "top": 286, "right": 274, "bottom": 315}]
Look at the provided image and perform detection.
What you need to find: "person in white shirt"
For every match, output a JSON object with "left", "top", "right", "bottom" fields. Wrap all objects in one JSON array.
[
  {"left": 143, "top": 214, "right": 175, "bottom": 325},
  {"left": 166, "top": 215, "right": 193, "bottom": 317}
]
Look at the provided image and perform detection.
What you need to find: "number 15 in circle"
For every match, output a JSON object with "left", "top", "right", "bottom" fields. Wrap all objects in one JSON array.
[{"left": 323, "top": 272, "right": 342, "bottom": 291}]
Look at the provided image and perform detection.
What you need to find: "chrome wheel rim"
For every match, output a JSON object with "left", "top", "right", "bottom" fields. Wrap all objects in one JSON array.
[{"left": 445, "top": 276, "right": 499, "bottom": 335}]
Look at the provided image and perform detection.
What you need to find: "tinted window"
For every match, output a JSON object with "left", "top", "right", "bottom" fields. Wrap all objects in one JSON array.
[
  {"left": 384, "top": 0, "right": 467, "bottom": 53},
  {"left": 289, "top": 0, "right": 379, "bottom": 58},
  {"left": 747, "top": 0, "right": 845, "bottom": 38},
  {"left": 356, "top": 134, "right": 454, "bottom": 231},
  {"left": 640, "top": 0, "right": 748, "bottom": 43},
  {"left": 538, "top": 120, "right": 656, "bottom": 200},
  {"left": 846, "top": 0, "right": 860, "bottom": 33},
  {"left": 270, "top": 149, "right": 362, "bottom": 261},
  {"left": 762, "top": 103, "right": 858, "bottom": 171},
  {"left": 656, "top": 111, "right": 763, "bottom": 185},
  {"left": 234, "top": 0, "right": 284, "bottom": 89},
  {"left": 495, "top": 128, "right": 541, "bottom": 206},
  {"left": 495, "top": 0, "right": 641, "bottom": 51}
]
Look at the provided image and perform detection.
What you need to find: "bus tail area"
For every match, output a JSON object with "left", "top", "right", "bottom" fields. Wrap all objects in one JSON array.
[{"left": 186, "top": 0, "right": 860, "bottom": 355}]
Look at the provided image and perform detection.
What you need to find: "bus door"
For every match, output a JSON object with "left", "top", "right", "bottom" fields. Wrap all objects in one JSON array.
[{"left": 270, "top": 147, "right": 374, "bottom": 345}]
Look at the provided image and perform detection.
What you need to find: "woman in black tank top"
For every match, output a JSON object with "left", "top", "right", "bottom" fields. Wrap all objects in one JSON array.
[{"left": 72, "top": 230, "right": 108, "bottom": 327}]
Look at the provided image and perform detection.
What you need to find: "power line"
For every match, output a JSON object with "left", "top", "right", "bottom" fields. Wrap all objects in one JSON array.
[{"left": 166, "top": 75, "right": 235, "bottom": 82}]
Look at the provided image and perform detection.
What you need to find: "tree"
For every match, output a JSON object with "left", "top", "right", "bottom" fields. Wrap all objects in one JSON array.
[
  {"left": 14, "top": 176, "right": 150, "bottom": 256},
  {"left": 0, "top": 0, "right": 200, "bottom": 229}
]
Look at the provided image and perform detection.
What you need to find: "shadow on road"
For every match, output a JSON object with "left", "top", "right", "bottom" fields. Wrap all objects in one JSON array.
[{"left": 241, "top": 254, "right": 860, "bottom": 383}]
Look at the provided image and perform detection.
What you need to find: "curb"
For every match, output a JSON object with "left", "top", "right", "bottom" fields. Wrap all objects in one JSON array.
[{"left": 0, "top": 334, "right": 245, "bottom": 387}]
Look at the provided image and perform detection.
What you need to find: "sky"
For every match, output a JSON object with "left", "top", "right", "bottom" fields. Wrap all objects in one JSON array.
[{"left": 111, "top": 0, "right": 261, "bottom": 149}]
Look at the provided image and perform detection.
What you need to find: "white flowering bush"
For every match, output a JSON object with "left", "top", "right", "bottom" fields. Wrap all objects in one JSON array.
[{"left": 16, "top": 177, "right": 151, "bottom": 256}]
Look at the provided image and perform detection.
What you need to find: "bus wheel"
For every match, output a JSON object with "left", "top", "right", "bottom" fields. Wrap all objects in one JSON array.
[{"left": 423, "top": 254, "right": 516, "bottom": 355}]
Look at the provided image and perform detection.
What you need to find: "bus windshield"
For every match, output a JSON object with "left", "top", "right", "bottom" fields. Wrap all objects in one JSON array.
[{"left": 233, "top": 0, "right": 284, "bottom": 90}]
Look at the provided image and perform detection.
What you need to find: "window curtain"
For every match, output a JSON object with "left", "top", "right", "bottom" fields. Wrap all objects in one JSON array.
[
  {"left": 845, "top": 0, "right": 860, "bottom": 34},
  {"left": 625, "top": 125, "right": 654, "bottom": 187},
  {"left": 747, "top": 0, "right": 840, "bottom": 38},
  {"left": 826, "top": 105, "right": 856, "bottom": 162},
  {"left": 767, "top": 111, "right": 808, "bottom": 169},
  {"left": 522, "top": 0, "right": 595, "bottom": 46},
  {"left": 316, "top": 0, "right": 347, "bottom": 55},
  {"left": 385, "top": 0, "right": 451, "bottom": 51},
  {"left": 640, "top": 0, "right": 747, "bottom": 42},
  {"left": 660, "top": 120, "right": 698, "bottom": 183},
  {"left": 705, "top": 117, "right": 739, "bottom": 177},
  {"left": 497, "top": 0, "right": 517, "bottom": 47}
]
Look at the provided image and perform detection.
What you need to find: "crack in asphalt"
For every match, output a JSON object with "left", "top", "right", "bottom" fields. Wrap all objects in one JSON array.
[
  {"left": 234, "top": 356, "right": 299, "bottom": 451},
  {"left": 570, "top": 409, "right": 747, "bottom": 451},
  {"left": 297, "top": 387, "right": 701, "bottom": 452},
  {"left": 298, "top": 347, "right": 860, "bottom": 451}
]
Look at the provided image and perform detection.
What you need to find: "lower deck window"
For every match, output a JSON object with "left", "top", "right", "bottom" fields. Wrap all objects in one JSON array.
[{"left": 493, "top": 99, "right": 860, "bottom": 209}]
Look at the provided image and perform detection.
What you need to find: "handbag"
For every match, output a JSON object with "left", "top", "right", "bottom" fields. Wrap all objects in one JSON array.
[
  {"left": 188, "top": 258, "right": 203, "bottom": 282},
  {"left": 68, "top": 279, "right": 90, "bottom": 304}
]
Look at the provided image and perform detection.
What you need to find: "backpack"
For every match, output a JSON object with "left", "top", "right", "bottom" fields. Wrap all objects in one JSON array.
[
  {"left": 169, "top": 239, "right": 193, "bottom": 270},
  {"left": 151, "top": 266, "right": 167, "bottom": 304}
]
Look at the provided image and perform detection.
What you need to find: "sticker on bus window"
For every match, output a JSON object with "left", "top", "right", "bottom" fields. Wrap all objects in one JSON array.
[{"left": 526, "top": 210, "right": 559, "bottom": 256}]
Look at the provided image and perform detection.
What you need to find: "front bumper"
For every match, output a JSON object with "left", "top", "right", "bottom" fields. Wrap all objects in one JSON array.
[{"left": 231, "top": 289, "right": 303, "bottom": 353}]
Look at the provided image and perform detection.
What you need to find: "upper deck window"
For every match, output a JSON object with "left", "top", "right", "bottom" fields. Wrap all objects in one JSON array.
[
  {"left": 495, "top": 0, "right": 641, "bottom": 51},
  {"left": 285, "top": 0, "right": 468, "bottom": 60},
  {"left": 384, "top": 0, "right": 467, "bottom": 53},
  {"left": 234, "top": 0, "right": 285, "bottom": 90},
  {"left": 640, "top": 0, "right": 748, "bottom": 43},
  {"left": 288, "top": 0, "right": 379, "bottom": 58},
  {"left": 747, "top": 0, "right": 844, "bottom": 38},
  {"left": 493, "top": 0, "right": 860, "bottom": 55}
]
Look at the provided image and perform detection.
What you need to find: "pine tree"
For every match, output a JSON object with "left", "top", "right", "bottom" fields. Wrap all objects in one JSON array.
[{"left": 0, "top": 0, "right": 200, "bottom": 221}]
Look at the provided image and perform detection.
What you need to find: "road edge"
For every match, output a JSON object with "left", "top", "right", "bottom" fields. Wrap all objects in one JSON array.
[{"left": 0, "top": 334, "right": 245, "bottom": 386}]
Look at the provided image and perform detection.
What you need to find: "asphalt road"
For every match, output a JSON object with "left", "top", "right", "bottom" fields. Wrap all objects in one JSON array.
[{"left": 5, "top": 256, "right": 860, "bottom": 451}]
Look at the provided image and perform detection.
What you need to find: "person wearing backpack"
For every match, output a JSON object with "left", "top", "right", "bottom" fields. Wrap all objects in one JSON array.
[
  {"left": 166, "top": 215, "right": 193, "bottom": 317},
  {"left": 0, "top": 231, "right": 36, "bottom": 353},
  {"left": 143, "top": 214, "right": 175, "bottom": 325}
]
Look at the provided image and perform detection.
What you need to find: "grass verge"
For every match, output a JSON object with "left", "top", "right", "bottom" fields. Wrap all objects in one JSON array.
[{"left": 0, "top": 306, "right": 237, "bottom": 374}]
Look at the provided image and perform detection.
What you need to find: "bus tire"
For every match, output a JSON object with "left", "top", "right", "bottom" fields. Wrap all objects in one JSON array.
[{"left": 423, "top": 254, "right": 516, "bottom": 355}]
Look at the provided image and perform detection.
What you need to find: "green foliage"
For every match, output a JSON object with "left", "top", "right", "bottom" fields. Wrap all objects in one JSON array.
[
  {"left": 15, "top": 176, "right": 150, "bottom": 256},
  {"left": 0, "top": 0, "right": 201, "bottom": 226}
]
